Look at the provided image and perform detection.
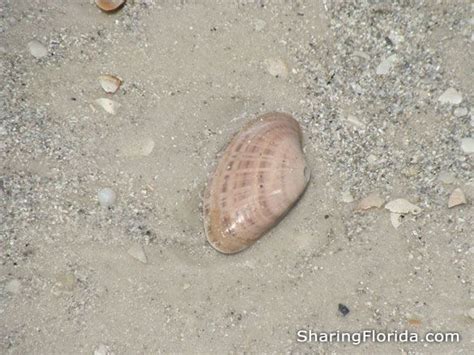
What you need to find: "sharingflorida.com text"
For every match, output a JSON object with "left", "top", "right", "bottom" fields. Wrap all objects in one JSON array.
[{"left": 296, "top": 329, "right": 461, "bottom": 345}]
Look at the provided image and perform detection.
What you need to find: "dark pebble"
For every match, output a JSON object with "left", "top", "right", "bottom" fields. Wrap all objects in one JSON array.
[{"left": 338, "top": 303, "right": 350, "bottom": 316}]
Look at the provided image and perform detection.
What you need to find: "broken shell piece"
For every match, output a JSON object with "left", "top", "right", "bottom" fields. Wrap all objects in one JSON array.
[
  {"left": 28, "top": 40, "right": 48, "bottom": 59},
  {"left": 203, "top": 112, "right": 310, "bottom": 254},
  {"left": 95, "top": 0, "right": 126, "bottom": 12},
  {"left": 390, "top": 213, "right": 403, "bottom": 229},
  {"left": 264, "top": 58, "right": 289, "bottom": 78},
  {"left": 119, "top": 137, "right": 155, "bottom": 157},
  {"left": 98, "top": 74, "right": 122, "bottom": 94},
  {"left": 356, "top": 192, "right": 384, "bottom": 210},
  {"left": 448, "top": 188, "right": 467, "bottom": 208},
  {"left": 95, "top": 98, "right": 120, "bottom": 115},
  {"left": 127, "top": 244, "right": 147, "bottom": 264},
  {"left": 341, "top": 190, "right": 354, "bottom": 203},
  {"left": 438, "top": 88, "right": 462, "bottom": 105},
  {"left": 385, "top": 199, "right": 422, "bottom": 215}
]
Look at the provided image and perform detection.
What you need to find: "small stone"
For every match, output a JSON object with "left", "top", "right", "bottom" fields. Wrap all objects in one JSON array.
[
  {"left": 5, "top": 279, "right": 21, "bottom": 294},
  {"left": 460, "top": 137, "right": 474, "bottom": 153},
  {"left": 98, "top": 188, "right": 117, "bottom": 207},
  {"left": 341, "top": 190, "right": 354, "bottom": 203},
  {"left": 376, "top": 54, "right": 397, "bottom": 75},
  {"left": 454, "top": 107, "right": 468, "bottom": 117},
  {"left": 28, "top": 40, "right": 48, "bottom": 59},
  {"left": 338, "top": 303, "right": 350, "bottom": 316},
  {"left": 385, "top": 199, "right": 422, "bottom": 215},
  {"left": 264, "top": 58, "right": 288, "bottom": 79},
  {"left": 438, "top": 171, "right": 456, "bottom": 184},
  {"left": 438, "top": 88, "right": 462, "bottom": 105},
  {"left": 95, "top": 98, "right": 120, "bottom": 115},
  {"left": 390, "top": 213, "right": 403, "bottom": 229},
  {"left": 127, "top": 244, "right": 147, "bottom": 264},
  {"left": 356, "top": 192, "right": 384, "bottom": 210},
  {"left": 448, "top": 188, "right": 467, "bottom": 208}
]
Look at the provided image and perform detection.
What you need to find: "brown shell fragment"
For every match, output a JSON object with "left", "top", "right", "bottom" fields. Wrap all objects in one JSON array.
[
  {"left": 95, "top": 0, "right": 126, "bottom": 12},
  {"left": 203, "top": 112, "right": 310, "bottom": 254}
]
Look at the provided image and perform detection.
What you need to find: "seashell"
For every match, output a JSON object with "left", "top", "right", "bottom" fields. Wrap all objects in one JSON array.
[
  {"left": 448, "top": 188, "right": 467, "bottom": 208},
  {"left": 95, "top": 0, "right": 126, "bottom": 12},
  {"left": 390, "top": 212, "right": 403, "bottom": 229},
  {"left": 203, "top": 112, "right": 310, "bottom": 254},
  {"left": 98, "top": 74, "right": 122, "bottom": 94},
  {"left": 385, "top": 198, "right": 421, "bottom": 215},
  {"left": 95, "top": 98, "right": 120, "bottom": 115}
]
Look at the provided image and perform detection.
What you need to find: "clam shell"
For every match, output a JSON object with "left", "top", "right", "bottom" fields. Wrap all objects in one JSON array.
[
  {"left": 98, "top": 74, "right": 122, "bottom": 94},
  {"left": 448, "top": 188, "right": 467, "bottom": 208},
  {"left": 95, "top": 0, "right": 126, "bottom": 12},
  {"left": 203, "top": 112, "right": 310, "bottom": 254}
]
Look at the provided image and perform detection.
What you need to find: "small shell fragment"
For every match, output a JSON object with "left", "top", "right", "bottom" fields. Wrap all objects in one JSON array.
[
  {"left": 98, "top": 74, "right": 122, "bottom": 94},
  {"left": 264, "top": 58, "right": 289, "bottom": 78},
  {"left": 95, "top": 0, "right": 126, "bottom": 12},
  {"left": 356, "top": 192, "right": 384, "bottom": 211},
  {"left": 119, "top": 137, "right": 155, "bottom": 157},
  {"left": 98, "top": 188, "right": 117, "bottom": 207},
  {"left": 28, "top": 40, "right": 48, "bottom": 59},
  {"left": 448, "top": 188, "right": 467, "bottom": 208},
  {"left": 438, "top": 88, "right": 462, "bottom": 105},
  {"left": 127, "top": 244, "right": 147, "bottom": 264},
  {"left": 376, "top": 54, "right": 397, "bottom": 75},
  {"left": 385, "top": 199, "right": 422, "bottom": 215},
  {"left": 461, "top": 137, "right": 474, "bottom": 154},
  {"left": 390, "top": 212, "right": 403, "bottom": 229},
  {"left": 95, "top": 98, "right": 120, "bottom": 115}
]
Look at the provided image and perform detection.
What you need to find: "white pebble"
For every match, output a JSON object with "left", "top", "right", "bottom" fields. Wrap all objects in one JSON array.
[
  {"left": 438, "top": 88, "right": 462, "bottom": 105},
  {"left": 98, "top": 188, "right": 117, "bottom": 207},
  {"left": 27, "top": 40, "right": 48, "bottom": 59},
  {"left": 376, "top": 54, "right": 397, "bottom": 75},
  {"left": 461, "top": 137, "right": 474, "bottom": 153},
  {"left": 264, "top": 58, "right": 288, "bottom": 79},
  {"left": 454, "top": 107, "right": 468, "bottom": 117}
]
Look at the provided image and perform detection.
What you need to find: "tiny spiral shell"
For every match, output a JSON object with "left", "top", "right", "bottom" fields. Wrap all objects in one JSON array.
[{"left": 203, "top": 112, "right": 310, "bottom": 254}]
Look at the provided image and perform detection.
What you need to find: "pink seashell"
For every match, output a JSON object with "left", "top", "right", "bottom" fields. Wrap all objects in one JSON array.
[
  {"left": 95, "top": 0, "right": 126, "bottom": 12},
  {"left": 203, "top": 112, "right": 310, "bottom": 254}
]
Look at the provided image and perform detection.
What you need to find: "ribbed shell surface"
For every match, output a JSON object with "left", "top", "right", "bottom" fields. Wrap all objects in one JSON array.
[{"left": 203, "top": 112, "right": 310, "bottom": 254}]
